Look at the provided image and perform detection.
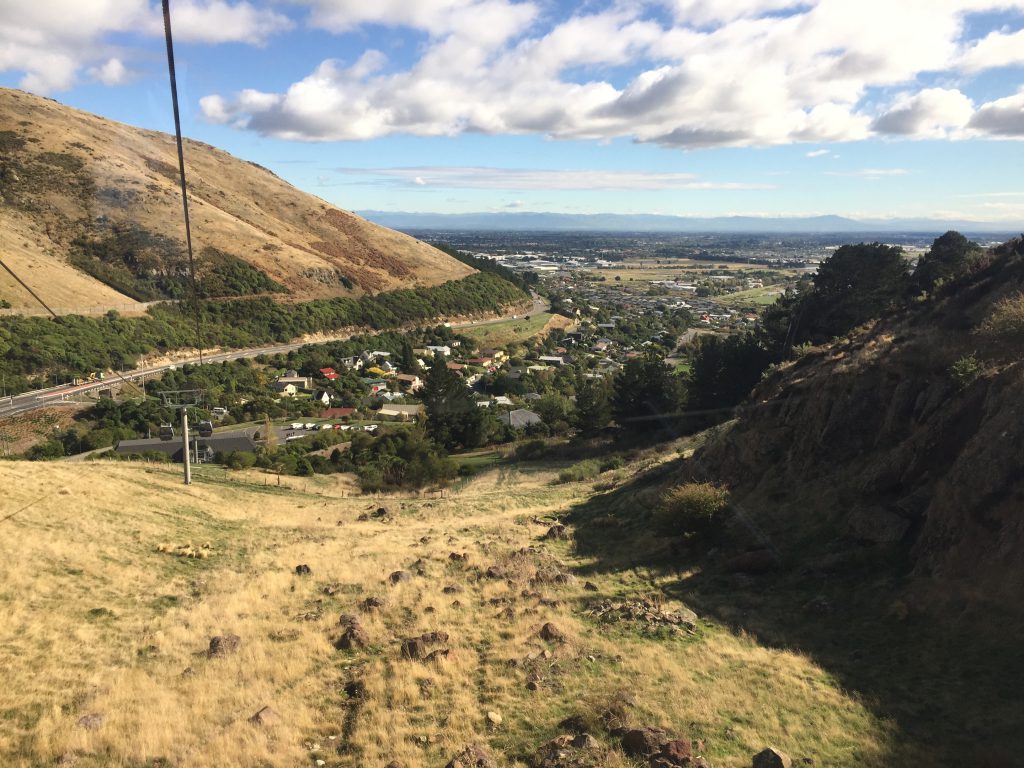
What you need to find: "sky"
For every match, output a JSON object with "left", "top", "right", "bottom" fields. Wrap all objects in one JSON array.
[{"left": 1, "top": 0, "right": 1023, "bottom": 222}]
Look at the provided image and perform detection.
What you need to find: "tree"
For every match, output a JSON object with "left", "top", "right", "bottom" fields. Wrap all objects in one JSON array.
[
  {"left": 421, "top": 354, "right": 486, "bottom": 450},
  {"left": 913, "top": 231, "right": 983, "bottom": 292},
  {"left": 798, "top": 242, "right": 910, "bottom": 344},
  {"left": 612, "top": 353, "right": 683, "bottom": 432},
  {"left": 688, "top": 333, "right": 776, "bottom": 412},
  {"left": 398, "top": 339, "right": 417, "bottom": 373},
  {"left": 575, "top": 377, "right": 611, "bottom": 434}
]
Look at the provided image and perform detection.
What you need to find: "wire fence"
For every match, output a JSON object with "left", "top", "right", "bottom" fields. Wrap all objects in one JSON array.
[{"left": 0, "top": 302, "right": 156, "bottom": 317}]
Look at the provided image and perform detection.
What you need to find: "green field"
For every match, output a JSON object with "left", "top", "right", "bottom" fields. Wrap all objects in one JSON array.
[{"left": 461, "top": 311, "right": 558, "bottom": 348}]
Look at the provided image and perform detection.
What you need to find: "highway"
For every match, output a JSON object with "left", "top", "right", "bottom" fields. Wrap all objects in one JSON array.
[{"left": 0, "top": 293, "right": 549, "bottom": 420}]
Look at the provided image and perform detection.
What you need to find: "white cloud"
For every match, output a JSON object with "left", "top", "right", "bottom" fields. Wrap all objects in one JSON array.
[
  {"left": 968, "top": 88, "right": 1024, "bottom": 136},
  {"left": 333, "top": 166, "right": 775, "bottom": 190},
  {"left": 0, "top": 0, "right": 290, "bottom": 94},
  {"left": 88, "top": 57, "right": 130, "bottom": 86},
  {"left": 806, "top": 149, "right": 830, "bottom": 157},
  {"left": 871, "top": 88, "right": 974, "bottom": 138},
  {"left": 204, "top": 0, "right": 1024, "bottom": 146},
  {"left": 826, "top": 168, "right": 909, "bottom": 178},
  {"left": 959, "top": 27, "right": 1024, "bottom": 72}
]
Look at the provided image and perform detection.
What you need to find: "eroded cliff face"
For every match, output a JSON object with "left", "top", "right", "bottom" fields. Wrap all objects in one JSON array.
[{"left": 695, "top": 242, "right": 1024, "bottom": 604}]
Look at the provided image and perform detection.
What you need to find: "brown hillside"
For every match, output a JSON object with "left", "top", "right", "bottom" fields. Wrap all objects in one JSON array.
[
  {"left": 694, "top": 237, "right": 1024, "bottom": 606},
  {"left": 0, "top": 88, "right": 472, "bottom": 311}
]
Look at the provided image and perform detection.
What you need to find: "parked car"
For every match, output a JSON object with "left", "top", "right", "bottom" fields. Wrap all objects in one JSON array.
[{"left": 363, "top": 424, "right": 379, "bottom": 432}]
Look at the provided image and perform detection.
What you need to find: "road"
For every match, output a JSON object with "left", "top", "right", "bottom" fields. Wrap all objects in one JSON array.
[{"left": 0, "top": 293, "right": 549, "bottom": 420}]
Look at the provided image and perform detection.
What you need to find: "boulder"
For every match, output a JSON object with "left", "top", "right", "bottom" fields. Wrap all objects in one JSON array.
[
  {"left": 486, "top": 710, "right": 502, "bottom": 727},
  {"left": 583, "top": 581, "right": 599, "bottom": 592},
  {"left": 424, "top": 649, "right": 450, "bottom": 663},
  {"left": 539, "top": 622, "right": 566, "bottom": 643},
  {"left": 621, "top": 727, "right": 668, "bottom": 758},
  {"left": 361, "top": 596, "right": 387, "bottom": 611},
  {"left": 401, "top": 637, "right": 427, "bottom": 659},
  {"left": 572, "top": 733, "right": 599, "bottom": 750},
  {"left": 294, "top": 564, "right": 312, "bottom": 575},
  {"left": 335, "top": 615, "right": 369, "bottom": 650},
  {"left": 753, "top": 747, "right": 792, "bottom": 768},
  {"left": 445, "top": 743, "right": 496, "bottom": 768},
  {"left": 658, "top": 738, "right": 693, "bottom": 764},
  {"left": 207, "top": 634, "right": 241, "bottom": 658},
  {"left": 443, "top": 584, "right": 465, "bottom": 594},
  {"left": 389, "top": 570, "right": 412, "bottom": 584}
]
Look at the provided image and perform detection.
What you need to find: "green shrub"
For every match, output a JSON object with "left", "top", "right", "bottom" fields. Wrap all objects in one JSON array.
[
  {"left": 652, "top": 482, "right": 729, "bottom": 538},
  {"left": 978, "top": 292, "right": 1024, "bottom": 339},
  {"left": 557, "top": 459, "right": 600, "bottom": 484},
  {"left": 599, "top": 455, "right": 624, "bottom": 473},
  {"left": 949, "top": 354, "right": 982, "bottom": 389},
  {"left": 515, "top": 439, "right": 548, "bottom": 461}
]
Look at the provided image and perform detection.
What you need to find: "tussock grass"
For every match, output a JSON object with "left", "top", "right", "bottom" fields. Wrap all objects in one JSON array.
[{"left": 0, "top": 459, "right": 888, "bottom": 767}]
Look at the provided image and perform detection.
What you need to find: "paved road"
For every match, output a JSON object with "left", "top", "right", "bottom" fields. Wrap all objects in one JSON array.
[{"left": 0, "top": 293, "right": 549, "bottom": 420}]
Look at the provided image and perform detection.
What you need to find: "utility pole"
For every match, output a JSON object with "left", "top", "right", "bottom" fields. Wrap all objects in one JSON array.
[{"left": 181, "top": 408, "right": 191, "bottom": 485}]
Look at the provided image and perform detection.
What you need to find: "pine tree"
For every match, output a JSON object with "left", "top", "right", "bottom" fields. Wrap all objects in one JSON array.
[{"left": 421, "top": 354, "right": 485, "bottom": 450}]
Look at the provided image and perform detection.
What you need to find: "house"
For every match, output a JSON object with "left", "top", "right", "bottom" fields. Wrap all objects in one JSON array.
[
  {"left": 446, "top": 362, "right": 466, "bottom": 372},
  {"left": 379, "top": 360, "right": 396, "bottom": 373},
  {"left": 273, "top": 381, "right": 299, "bottom": 397},
  {"left": 362, "top": 378, "right": 389, "bottom": 394},
  {"left": 319, "top": 367, "right": 339, "bottom": 381},
  {"left": 320, "top": 407, "right": 356, "bottom": 420},
  {"left": 480, "top": 348, "right": 507, "bottom": 363},
  {"left": 370, "top": 351, "right": 392, "bottom": 359},
  {"left": 498, "top": 409, "right": 543, "bottom": 429},
  {"left": 378, "top": 391, "right": 403, "bottom": 402},
  {"left": 538, "top": 355, "right": 565, "bottom": 366},
  {"left": 463, "top": 357, "right": 494, "bottom": 367},
  {"left": 523, "top": 392, "right": 543, "bottom": 401},
  {"left": 339, "top": 356, "right": 361, "bottom": 370},
  {"left": 115, "top": 432, "right": 258, "bottom": 462},
  {"left": 275, "top": 375, "right": 312, "bottom": 391},
  {"left": 395, "top": 373, "right": 423, "bottom": 391},
  {"left": 426, "top": 345, "right": 452, "bottom": 357},
  {"left": 378, "top": 403, "right": 424, "bottom": 421},
  {"left": 312, "top": 390, "right": 332, "bottom": 406}
]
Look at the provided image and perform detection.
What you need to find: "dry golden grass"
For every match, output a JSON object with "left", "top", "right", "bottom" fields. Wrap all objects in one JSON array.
[
  {"left": 0, "top": 459, "right": 888, "bottom": 767},
  {"left": 0, "top": 87, "right": 472, "bottom": 311}
]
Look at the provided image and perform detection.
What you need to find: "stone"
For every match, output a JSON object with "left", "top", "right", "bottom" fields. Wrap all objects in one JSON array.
[
  {"left": 621, "top": 727, "right": 668, "bottom": 758},
  {"left": 361, "top": 596, "right": 387, "bottom": 611},
  {"left": 572, "top": 733, "right": 599, "bottom": 750},
  {"left": 389, "top": 570, "right": 412, "bottom": 584},
  {"left": 753, "top": 747, "right": 792, "bottom": 768},
  {"left": 335, "top": 616, "right": 369, "bottom": 650},
  {"left": 344, "top": 680, "right": 365, "bottom": 699},
  {"left": 373, "top": 507, "right": 390, "bottom": 518},
  {"left": 497, "top": 606, "right": 516, "bottom": 621},
  {"left": 486, "top": 710, "right": 502, "bottom": 726},
  {"left": 401, "top": 637, "right": 427, "bottom": 659},
  {"left": 76, "top": 713, "right": 103, "bottom": 731},
  {"left": 449, "top": 552, "right": 469, "bottom": 563},
  {"left": 584, "top": 581, "right": 599, "bottom": 592},
  {"left": 539, "top": 622, "right": 566, "bottom": 643},
  {"left": 443, "top": 584, "right": 465, "bottom": 594},
  {"left": 425, "top": 649, "right": 450, "bottom": 662},
  {"left": 445, "top": 743, "right": 496, "bottom": 768},
  {"left": 295, "top": 564, "right": 312, "bottom": 575},
  {"left": 659, "top": 738, "right": 693, "bottom": 764},
  {"left": 485, "top": 565, "right": 507, "bottom": 579},
  {"left": 207, "top": 634, "right": 241, "bottom": 658},
  {"left": 248, "top": 706, "right": 281, "bottom": 726}
]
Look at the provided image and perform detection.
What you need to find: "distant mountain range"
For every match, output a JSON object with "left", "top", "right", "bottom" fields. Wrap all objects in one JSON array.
[{"left": 358, "top": 210, "right": 1021, "bottom": 235}]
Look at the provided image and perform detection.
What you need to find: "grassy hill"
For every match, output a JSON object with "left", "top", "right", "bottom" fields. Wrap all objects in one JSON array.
[
  {"left": 1, "top": 454, "right": 893, "bottom": 768},
  {"left": 0, "top": 88, "right": 472, "bottom": 311}
]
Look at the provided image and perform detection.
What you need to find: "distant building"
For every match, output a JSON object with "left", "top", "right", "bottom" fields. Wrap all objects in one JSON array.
[
  {"left": 115, "top": 432, "right": 258, "bottom": 462},
  {"left": 377, "top": 403, "right": 424, "bottom": 421},
  {"left": 498, "top": 409, "right": 543, "bottom": 429},
  {"left": 320, "top": 407, "right": 356, "bottom": 419}
]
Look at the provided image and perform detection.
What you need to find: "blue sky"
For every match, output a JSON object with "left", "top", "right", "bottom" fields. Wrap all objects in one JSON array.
[{"left": 2, "top": 0, "right": 1023, "bottom": 221}]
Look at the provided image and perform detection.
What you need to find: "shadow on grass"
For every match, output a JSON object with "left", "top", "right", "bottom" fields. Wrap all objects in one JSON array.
[{"left": 566, "top": 461, "right": 1024, "bottom": 767}]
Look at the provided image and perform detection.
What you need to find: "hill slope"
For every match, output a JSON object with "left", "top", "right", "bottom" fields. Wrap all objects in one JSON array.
[
  {"left": 695, "top": 238, "right": 1024, "bottom": 603},
  {"left": 0, "top": 457, "right": 894, "bottom": 768},
  {"left": 0, "top": 88, "right": 472, "bottom": 311}
]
